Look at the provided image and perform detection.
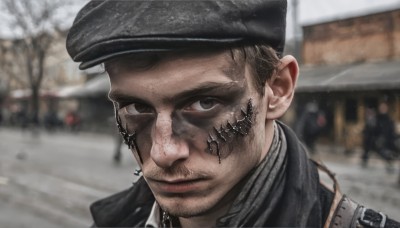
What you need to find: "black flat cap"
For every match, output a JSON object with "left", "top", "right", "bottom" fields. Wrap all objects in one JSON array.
[{"left": 67, "top": 0, "right": 287, "bottom": 70}]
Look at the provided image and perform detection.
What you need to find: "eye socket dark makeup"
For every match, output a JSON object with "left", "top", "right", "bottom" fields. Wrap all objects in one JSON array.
[
  {"left": 110, "top": 81, "right": 245, "bottom": 116},
  {"left": 124, "top": 102, "right": 154, "bottom": 114},
  {"left": 121, "top": 97, "right": 223, "bottom": 116},
  {"left": 186, "top": 97, "right": 219, "bottom": 111},
  {"left": 178, "top": 96, "right": 223, "bottom": 119},
  {"left": 110, "top": 93, "right": 155, "bottom": 115}
]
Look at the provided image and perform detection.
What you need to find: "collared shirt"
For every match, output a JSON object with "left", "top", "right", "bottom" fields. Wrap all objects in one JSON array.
[{"left": 145, "top": 202, "right": 160, "bottom": 228}]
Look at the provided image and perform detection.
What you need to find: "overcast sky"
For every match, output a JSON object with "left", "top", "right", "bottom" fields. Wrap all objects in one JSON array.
[{"left": 286, "top": 0, "right": 400, "bottom": 39}]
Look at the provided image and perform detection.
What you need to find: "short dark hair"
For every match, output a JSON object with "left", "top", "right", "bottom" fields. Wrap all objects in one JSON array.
[
  {"left": 105, "top": 45, "right": 280, "bottom": 96},
  {"left": 231, "top": 45, "right": 280, "bottom": 96}
]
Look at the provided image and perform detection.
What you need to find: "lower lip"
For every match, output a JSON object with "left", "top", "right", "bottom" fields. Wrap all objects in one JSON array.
[{"left": 155, "top": 180, "right": 205, "bottom": 194}]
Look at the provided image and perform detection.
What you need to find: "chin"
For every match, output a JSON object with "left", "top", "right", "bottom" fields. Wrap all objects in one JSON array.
[{"left": 158, "top": 196, "right": 218, "bottom": 218}]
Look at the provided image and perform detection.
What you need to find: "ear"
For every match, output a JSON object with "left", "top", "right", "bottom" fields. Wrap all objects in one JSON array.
[{"left": 265, "top": 55, "right": 299, "bottom": 120}]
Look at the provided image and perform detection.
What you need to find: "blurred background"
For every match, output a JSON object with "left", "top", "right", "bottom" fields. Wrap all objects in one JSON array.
[{"left": 0, "top": 0, "right": 399, "bottom": 227}]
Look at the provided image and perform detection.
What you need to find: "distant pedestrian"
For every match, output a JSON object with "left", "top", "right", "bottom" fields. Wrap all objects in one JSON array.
[
  {"left": 374, "top": 101, "right": 397, "bottom": 173},
  {"left": 109, "top": 116, "right": 123, "bottom": 164},
  {"left": 44, "top": 110, "right": 61, "bottom": 132},
  {"left": 0, "top": 109, "right": 3, "bottom": 126},
  {"left": 361, "top": 108, "right": 377, "bottom": 167},
  {"left": 297, "top": 102, "right": 326, "bottom": 153},
  {"left": 398, "top": 171, "right": 400, "bottom": 186},
  {"left": 113, "top": 132, "right": 123, "bottom": 164},
  {"left": 65, "top": 111, "right": 81, "bottom": 132},
  {"left": 17, "top": 106, "right": 29, "bottom": 130}
]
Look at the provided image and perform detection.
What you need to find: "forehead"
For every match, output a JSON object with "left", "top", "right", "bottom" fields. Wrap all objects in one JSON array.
[
  {"left": 106, "top": 49, "right": 243, "bottom": 78},
  {"left": 107, "top": 50, "right": 249, "bottom": 99}
]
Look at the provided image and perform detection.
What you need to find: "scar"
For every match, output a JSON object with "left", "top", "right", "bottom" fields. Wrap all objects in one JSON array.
[
  {"left": 207, "top": 99, "right": 254, "bottom": 163},
  {"left": 115, "top": 109, "right": 143, "bottom": 164},
  {"left": 207, "top": 133, "right": 221, "bottom": 163}
]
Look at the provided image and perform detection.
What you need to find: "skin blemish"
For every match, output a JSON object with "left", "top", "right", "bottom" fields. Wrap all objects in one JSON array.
[{"left": 206, "top": 99, "right": 254, "bottom": 163}]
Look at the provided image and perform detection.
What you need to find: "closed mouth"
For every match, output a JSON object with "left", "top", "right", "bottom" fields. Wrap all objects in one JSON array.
[{"left": 149, "top": 177, "right": 209, "bottom": 194}]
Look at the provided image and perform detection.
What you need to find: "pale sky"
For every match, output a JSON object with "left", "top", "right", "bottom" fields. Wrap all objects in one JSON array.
[
  {"left": 0, "top": 0, "right": 87, "bottom": 38},
  {"left": 287, "top": 0, "right": 400, "bottom": 39}
]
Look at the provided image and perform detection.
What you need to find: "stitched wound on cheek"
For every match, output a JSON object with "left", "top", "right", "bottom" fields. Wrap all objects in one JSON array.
[
  {"left": 207, "top": 133, "right": 221, "bottom": 163},
  {"left": 206, "top": 99, "right": 254, "bottom": 163},
  {"left": 115, "top": 109, "right": 143, "bottom": 164}
]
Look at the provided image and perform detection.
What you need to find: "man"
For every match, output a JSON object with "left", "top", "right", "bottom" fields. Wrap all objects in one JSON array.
[
  {"left": 374, "top": 101, "right": 397, "bottom": 173},
  {"left": 361, "top": 107, "right": 377, "bottom": 167},
  {"left": 296, "top": 102, "right": 326, "bottom": 154},
  {"left": 66, "top": 1, "right": 399, "bottom": 227}
]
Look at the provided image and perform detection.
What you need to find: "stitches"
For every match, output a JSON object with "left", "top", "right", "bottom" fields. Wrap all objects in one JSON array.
[
  {"left": 207, "top": 133, "right": 221, "bottom": 163},
  {"left": 207, "top": 99, "right": 254, "bottom": 163},
  {"left": 115, "top": 109, "right": 143, "bottom": 164}
]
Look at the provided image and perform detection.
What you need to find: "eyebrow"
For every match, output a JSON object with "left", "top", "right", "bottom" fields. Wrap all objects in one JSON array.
[
  {"left": 164, "top": 81, "right": 241, "bottom": 104},
  {"left": 108, "top": 90, "right": 148, "bottom": 106},
  {"left": 108, "top": 81, "right": 242, "bottom": 106},
  {"left": 108, "top": 59, "right": 245, "bottom": 105}
]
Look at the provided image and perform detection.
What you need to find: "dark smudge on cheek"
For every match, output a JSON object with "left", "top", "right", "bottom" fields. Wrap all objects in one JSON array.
[
  {"left": 115, "top": 107, "right": 154, "bottom": 164},
  {"left": 206, "top": 99, "right": 254, "bottom": 163}
]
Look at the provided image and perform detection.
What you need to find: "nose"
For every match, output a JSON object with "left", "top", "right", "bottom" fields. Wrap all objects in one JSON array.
[{"left": 150, "top": 113, "right": 190, "bottom": 168}]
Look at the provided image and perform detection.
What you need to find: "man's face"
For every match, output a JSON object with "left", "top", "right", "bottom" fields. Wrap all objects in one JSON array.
[{"left": 108, "top": 51, "right": 272, "bottom": 218}]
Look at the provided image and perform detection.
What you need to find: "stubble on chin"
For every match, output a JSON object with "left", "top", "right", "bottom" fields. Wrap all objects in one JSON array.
[{"left": 157, "top": 194, "right": 221, "bottom": 218}]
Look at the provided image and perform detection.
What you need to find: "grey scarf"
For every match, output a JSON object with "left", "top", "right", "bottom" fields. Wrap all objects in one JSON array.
[{"left": 216, "top": 121, "right": 288, "bottom": 227}]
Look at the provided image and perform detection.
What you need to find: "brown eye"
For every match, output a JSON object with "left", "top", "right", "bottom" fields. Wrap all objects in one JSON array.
[
  {"left": 186, "top": 98, "right": 219, "bottom": 112},
  {"left": 125, "top": 103, "right": 153, "bottom": 114}
]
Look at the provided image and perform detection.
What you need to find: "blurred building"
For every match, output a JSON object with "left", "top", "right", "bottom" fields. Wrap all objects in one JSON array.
[
  {"left": 293, "top": 7, "right": 400, "bottom": 151},
  {"left": 57, "top": 70, "right": 114, "bottom": 133},
  {"left": 0, "top": 32, "right": 85, "bottom": 127}
]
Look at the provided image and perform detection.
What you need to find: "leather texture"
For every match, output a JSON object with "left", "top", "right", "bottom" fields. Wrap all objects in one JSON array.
[
  {"left": 330, "top": 196, "right": 363, "bottom": 228},
  {"left": 329, "top": 196, "right": 400, "bottom": 228}
]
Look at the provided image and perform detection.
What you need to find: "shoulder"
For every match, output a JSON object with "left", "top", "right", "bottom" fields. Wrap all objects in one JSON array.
[
  {"left": 90, "top": 177, "right": 155, "bottom": 227},
  {"left": 313, "top": 161, "right": 399, "bottom": 228}
]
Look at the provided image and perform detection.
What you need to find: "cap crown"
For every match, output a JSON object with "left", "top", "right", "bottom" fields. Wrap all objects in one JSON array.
[{"left": 67, "top": 0, "right": 287, "bottom": 69}]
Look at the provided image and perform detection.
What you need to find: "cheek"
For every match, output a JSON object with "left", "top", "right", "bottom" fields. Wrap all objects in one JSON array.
[
  {"left": 177, "top": 105, "right": 243, "bottom": 153},
  {"left": 213, "top": 118, "right": 257, "bottom": 162},
  {"left": 172, "top": 114, "right": 214, "bottom": 153},
  {"left": 206, "top": 99, "right": 256, "bottom": 162},
  {"left": 120, "top": 112, "right": 213, "bottom": 163},
  {"left": 117, "top": 99, "right": 259, "bottom": 165},
  {"left": 119, "top": 114, "right": 154, "bottom": 161}
]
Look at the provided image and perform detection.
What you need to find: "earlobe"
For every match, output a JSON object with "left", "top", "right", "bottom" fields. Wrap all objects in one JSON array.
[{"left": 266, "top": 55, "right": 299, "bottom": 120}]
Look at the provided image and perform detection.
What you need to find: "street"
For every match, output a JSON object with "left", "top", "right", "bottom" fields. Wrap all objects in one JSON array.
[
  {"left": 0, "top": 128, "right": 138, "bottom": 227},
  {"left": 0, "top": 127, "right": 399, "bottom": 227}
]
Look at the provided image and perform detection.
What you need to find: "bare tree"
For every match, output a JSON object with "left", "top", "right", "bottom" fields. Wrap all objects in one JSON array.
[{"left": 0, "top": 0, "right": 74, "bottom": 125}]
